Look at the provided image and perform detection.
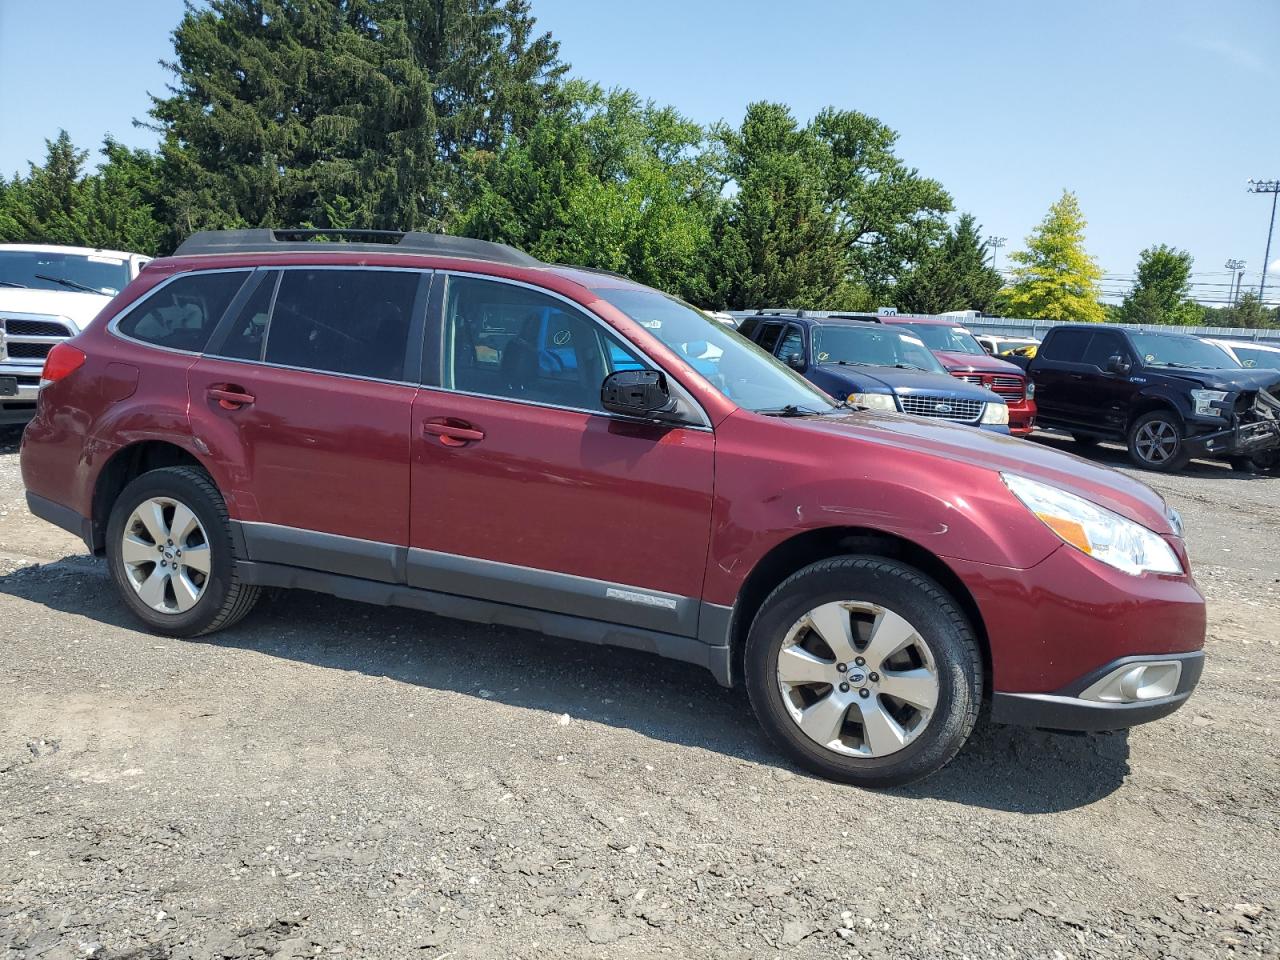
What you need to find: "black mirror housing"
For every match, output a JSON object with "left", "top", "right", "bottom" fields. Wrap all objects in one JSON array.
[
  {"left": 784, "top": 353, "right": 806, "bottom": 370},
  {"left": 601, "top": 369, "right": 677, "bottom": 418},
  {"left": 1106, "top": 355, "right": 1131, "bottom": 374}
]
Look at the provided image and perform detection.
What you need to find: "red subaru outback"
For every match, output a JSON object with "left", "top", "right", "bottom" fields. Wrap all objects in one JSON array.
[{"left": 20, "top": 230, "right": 1205, "bottom": 786}]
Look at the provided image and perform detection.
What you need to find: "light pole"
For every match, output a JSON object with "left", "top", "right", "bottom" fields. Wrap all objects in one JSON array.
[
  {"left": 1225, "top": 258, "right": 1246, "bottom": 306},
  {"left": 987, "top": 236, "right": 1007, "bottom": 272},
  {"left": 1247, "top": 180, "right": 1279, "bottom": 302}
]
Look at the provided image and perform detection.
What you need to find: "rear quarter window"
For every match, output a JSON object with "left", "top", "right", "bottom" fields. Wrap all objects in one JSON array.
[{"left": 116, "top": 271, "right": 250, "bottom": 353}]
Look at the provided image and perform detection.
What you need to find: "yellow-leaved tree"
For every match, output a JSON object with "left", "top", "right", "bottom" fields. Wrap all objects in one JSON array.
[{"left": 1002, "top": 191, "right": 1105, "bottom": 322}]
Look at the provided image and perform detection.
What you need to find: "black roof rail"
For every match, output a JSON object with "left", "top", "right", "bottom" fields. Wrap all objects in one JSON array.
[{"left": 172, "top": 228, "right": 541, "bottom": 267}]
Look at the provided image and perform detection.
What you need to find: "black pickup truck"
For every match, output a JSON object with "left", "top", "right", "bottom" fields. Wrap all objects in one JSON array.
[{"left": 1009, "top": 325, "right": 1280, "bottom": 472}]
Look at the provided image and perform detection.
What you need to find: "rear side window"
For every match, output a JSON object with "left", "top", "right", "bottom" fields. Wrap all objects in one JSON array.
[
  {"left": 264, "top": 269, "right": 420, "bottom": 381},
  {"left": 117, "top": 271, "right": 249, "bottom": 352},
  {"left": 215, "top": 271, "right": 279, "bottom": 362},
  {"left": 755, "top": 323, "right": 786, "bottom": 353},
  {"left": 1040, "top": 329, "right": 1092, "bottom": 363}
]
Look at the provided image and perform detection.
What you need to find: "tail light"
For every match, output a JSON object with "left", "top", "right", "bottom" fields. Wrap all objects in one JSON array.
[{"left": 40, "top": 342, "right": 86, "bottom": 386}]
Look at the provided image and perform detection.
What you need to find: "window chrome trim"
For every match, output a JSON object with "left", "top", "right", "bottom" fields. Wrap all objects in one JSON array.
[
  {"left": 437, "top": 269, "right": 713, "bottom": 430},
  {"left": 415, "top": 383, "right": 713, "bottom": 432},
  {"left": 106, "top": 267, "right": 257, "bottom": 358}
]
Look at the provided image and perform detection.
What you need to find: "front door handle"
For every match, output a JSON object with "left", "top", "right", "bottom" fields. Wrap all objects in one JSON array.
[
  {"left": 423, "top": 419, "right": 485, "bottom": 447},
  {"left": 1069, "top": 374, "right": 1084, "bottom": 381},
  {"left": 207, "top": 385, "right": 256, "bottom": 409}
]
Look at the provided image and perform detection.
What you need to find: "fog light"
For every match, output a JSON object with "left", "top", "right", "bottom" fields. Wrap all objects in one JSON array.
[{"left": 1080, "top": 661, "right": 1182, "bottom": 703}]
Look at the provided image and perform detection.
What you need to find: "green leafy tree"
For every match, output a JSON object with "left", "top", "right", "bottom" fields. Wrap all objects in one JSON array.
[
  {"left": 457, "top": 84, "right": 719, "bottom": 303},
  {"left": 895, "top": 213, "right": 1002, "bottom": 314},
  {"left": 1203, "top": 291, "right": 1277, "bottom": 329},
  {"left": 1002, "top": 191, "right": 1105, "bottom": 322},
  {"left": 148, "top": 0, "right": 566, "bottom": 246},
  {"left": 1115, "top": 244, "right": 1202, "bottom": 326}
]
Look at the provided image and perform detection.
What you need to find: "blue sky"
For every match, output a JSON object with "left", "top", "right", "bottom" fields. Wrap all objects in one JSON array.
[{"left": 1, "top": 0, "right": 1277, "bottom": 302}]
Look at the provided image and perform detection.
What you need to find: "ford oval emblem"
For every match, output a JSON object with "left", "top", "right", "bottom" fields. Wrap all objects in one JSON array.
[{"left": 935, "top": 402, "right": 953, "bottom": 414}]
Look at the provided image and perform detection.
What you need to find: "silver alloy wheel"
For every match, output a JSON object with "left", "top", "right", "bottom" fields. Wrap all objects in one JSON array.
[
  {"left": 1134, "top": 419, "right": 1179, "bottom": 464},
  {"left": 120, "top": 496, "right": 212, "bottom": 614},
  {"left": 775, "top": 601, "right": 939, "bottom": 758}
]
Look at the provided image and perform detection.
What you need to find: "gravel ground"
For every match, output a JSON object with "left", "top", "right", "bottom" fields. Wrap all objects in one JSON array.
[{"left": 1, "top": 425, "right": 1277, "bottom": 959}]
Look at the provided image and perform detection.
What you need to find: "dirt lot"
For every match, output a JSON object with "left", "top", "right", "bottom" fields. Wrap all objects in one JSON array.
[{"left": 1, "top": 426, "right": 1276, "bottom": 960}]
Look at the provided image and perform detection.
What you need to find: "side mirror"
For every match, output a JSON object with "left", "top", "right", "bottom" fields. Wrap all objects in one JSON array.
[
  {"left": 601, "top": 369, "right": 678, "bottom": 419},
  {"left": 1106, "top": 355, "right": 1131, "bottom": 374},
  {"left": 784, "top": 353, "right": 806, "bottom": 370}
]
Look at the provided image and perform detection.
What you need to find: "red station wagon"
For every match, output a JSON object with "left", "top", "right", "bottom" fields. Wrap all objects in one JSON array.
[{"left": 20, "top": 230, "right": 1205, "bottom": 786}]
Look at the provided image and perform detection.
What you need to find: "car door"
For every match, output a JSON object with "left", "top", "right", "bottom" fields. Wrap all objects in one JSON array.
[
  {"left": 1080, "top": 331, "right": 1140, "bottom": 434},
  {"left": 1032, "top": 328, "right": 1094, "bottom": 425},
  {"left": 407, "top": 272, "right": 715, "bottom": 639},
  {"left": 189, "top": 266, "right": 429, "bottom": 582}
]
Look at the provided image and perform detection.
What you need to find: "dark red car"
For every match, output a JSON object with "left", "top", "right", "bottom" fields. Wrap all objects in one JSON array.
[
  {"left": 20, "top": 230, "right": 1204, "bottom": 786},
  {"left": 856, "top": 314, "right": 1038, "bottom": 436}
]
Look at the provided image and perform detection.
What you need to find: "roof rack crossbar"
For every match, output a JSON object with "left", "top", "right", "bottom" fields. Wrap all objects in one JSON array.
[{"left": 173, "top": 228, "right": 541, "bottom": 267}]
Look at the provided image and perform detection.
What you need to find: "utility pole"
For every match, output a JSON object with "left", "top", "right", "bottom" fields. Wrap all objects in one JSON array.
[
  {"left": 1225, "top": 258, "right": 1246, "bottom": 306},
  {"left": 1247, "top": 180, "right": 1279, "bottom": 303},
  {"left": 987, "top": 236, "right": 1007, "bottom": 273}
]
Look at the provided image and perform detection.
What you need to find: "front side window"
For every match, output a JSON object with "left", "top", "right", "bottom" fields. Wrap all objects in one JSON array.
[
  {"left": 117, "top": 271, "right": 249, "bottom": 352},
  {"left": 1128, "top": 334, "right": 1235, "bottom": 370},
  {"left": 755, "top": 323, "right": 786, "bottom": 354},
  {"left": 811, "top": 325, "right": 946, "bottom": 373},
  {"left": 0, "top": 249, "right": 131, "bottom": 296},
  {"left": 444, "top": 275, "right": 643, "bottom": 413},
  {"left": 264, "top": 269, "right": 419, "bottom": 380},
  {"left": 900, "top": 323, "right": 987, "bottom": 356},
  {"left": 777, "top": 326, "right": 805, "bottom": 360},
  {"left": 594, "top": 287, "right": 840, "bottom": 414},
  {"left": 1082, "top": 332, "right": 1126, "bottom": 369}
]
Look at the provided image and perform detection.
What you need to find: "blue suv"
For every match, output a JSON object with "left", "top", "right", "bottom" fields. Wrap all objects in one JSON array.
[{"left": 739, "top": 314, "right": 1009, "bottom": 432}]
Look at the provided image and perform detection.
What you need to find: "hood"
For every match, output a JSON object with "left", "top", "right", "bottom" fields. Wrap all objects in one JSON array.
[
  {"left": 934, "top": 350, "right": 1025, "bottom": 377},
  {"left": 814, "top": 363, "right": 997, "bottom": 400},
  {"left": 0, "top": 287, "right": 112, "bottom": 328},
  {"left": 784, "top": 409, "right": 1175, "bottom": 534},
  {"left": 1149, "top": 366, "right": 1280, "bottom": 395}
]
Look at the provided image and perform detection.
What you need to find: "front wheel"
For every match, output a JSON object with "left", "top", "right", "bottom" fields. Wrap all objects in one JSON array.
[
  {"left": 744, "top": 556, "right": 982, "bottom": 788},
  {"left": 1127, "top": 411, "right": 1190, "bottom": 472},
  {"left": 106, "top": 466, "right": 260, "bottom": 637}
]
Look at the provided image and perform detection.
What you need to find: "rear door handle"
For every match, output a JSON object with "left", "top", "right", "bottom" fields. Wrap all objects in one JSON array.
[
  {"left": 207, "top": 386, "right": 255, "bottom": 409},
  {"left": 423, "top": 420, "right": 485, "bottom": 446},
  {"left": 1069, "top": 374, "right": 1085, "bottom": 381}
]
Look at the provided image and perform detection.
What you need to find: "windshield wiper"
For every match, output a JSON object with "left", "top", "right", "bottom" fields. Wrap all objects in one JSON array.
[
  {"left": 755, "top": 404, "right": 831, "bottom": 418},
  {"left": 894, "top": 363, "right": 928, "bottom": 371},
  {"left": 0, "top": 280, "right": 28, "bottom": 288},
  {"left": 34, "top": 273, "right": 101, "bottom": 294}
]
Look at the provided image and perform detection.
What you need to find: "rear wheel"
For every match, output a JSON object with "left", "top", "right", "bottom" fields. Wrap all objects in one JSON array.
[
  {"left": 1127, "top": 411, "right": 1190, "bottom": 472},
  {"left": 744, "top": 556, "right": 982, "bottom": 788},
  {"left": 106, "top": 466, "right": 260, "bottom": 636}
]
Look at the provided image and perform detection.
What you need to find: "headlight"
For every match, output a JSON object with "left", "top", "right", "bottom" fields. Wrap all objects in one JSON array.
[
  {"left": 1026, "top": 379, "right": 1036, "bottom": 399},
  {"left": 981, "top": 402, "right": 1009, "bottom": 425},
  {"left": 1002, "top": 473, "right": 1183, "bottom": 576},
  {"left": 1190, "top": 389, "right": 1228, "bottom": 418},
  {"left": 848, "top": 392, "right": 898, "bottom": 412}
]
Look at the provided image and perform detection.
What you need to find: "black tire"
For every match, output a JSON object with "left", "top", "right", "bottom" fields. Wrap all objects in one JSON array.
[
  {"left": 1229, "top": 456, "right": 1258, "bottom": 475},
  {"left": 105, "top": 466, "right": 260, "bottom": 637},
  {"left": 1071, "top": 433, "right": 1100, "bottom": 447},
  {"left": 744, "top": 555, "right": 982, "bottom": 788},
  {"left": 1127, "top": 410, "right": 1190, "bottom": 472}
]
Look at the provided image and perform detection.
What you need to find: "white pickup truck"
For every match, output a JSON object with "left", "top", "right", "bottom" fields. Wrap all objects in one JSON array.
[{"left": 0, "top": 244, "right": 150, "bottom": 425}]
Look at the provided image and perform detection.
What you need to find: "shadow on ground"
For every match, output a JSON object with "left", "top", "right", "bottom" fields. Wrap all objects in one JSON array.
[
  {"left": 2, "top": 552, "right": 1131, "bottom": 815},
  {"left": 1029, "top": 431, "right": 1271, "bottom": 479}
]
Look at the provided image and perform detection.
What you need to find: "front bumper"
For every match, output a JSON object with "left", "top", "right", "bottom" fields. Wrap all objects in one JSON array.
[
  {"left": 0, "top": 365, "right": 41, "bottom": 425},
  {"left": 1183, "top": 417, "right": 1280, "bottom": 460},
  {"left": 1007, "top": 397, "right": 1036, "bottom": 437},
  {"left": 991, "top": 651, "right": 1204, "bottom": 731}
]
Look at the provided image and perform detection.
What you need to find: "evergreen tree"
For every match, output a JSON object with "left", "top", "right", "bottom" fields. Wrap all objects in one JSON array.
[
  {"left": 1003, "top": 191, "right": 1105, "bottom": 322},
  {"left": 148, "top": 0, "right": 566, "bottom": 246},
  {"left": 894, "top": 213, "right": 1002, "bottom": 314},
  {"left": 1115, "top": 244, "right": 1202, "bottom": 326},
  {"left": 707, "top": 103, "right": 845, "bottom": 309},
  {"left": 1203, "top": 291, "right": 1277, "bottom": 329}
]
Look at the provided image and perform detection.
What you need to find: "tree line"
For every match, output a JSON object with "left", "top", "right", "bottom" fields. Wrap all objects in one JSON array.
[{"left": 0, "top": 0, "right": 1272, "bottom": 328}]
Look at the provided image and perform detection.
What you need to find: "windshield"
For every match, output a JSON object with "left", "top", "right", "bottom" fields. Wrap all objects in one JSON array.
[
  {"left": 1131, "top": 334, "right": 1236, "bottom": 370},
  {"left": 1228, "top": 344, "right": 1280, "bottom": 370},
  {"left": 812, "top": 324, "right": 946, "bottom": 373},
  {"left": 595, "top": 288, "right": 841, "bottom": 414},
  {"left": 899, "top": 323, "right": 986, "bottom": 356},
  {"left": 0, "top": 249, "right": 129, "bottom": 296}
]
